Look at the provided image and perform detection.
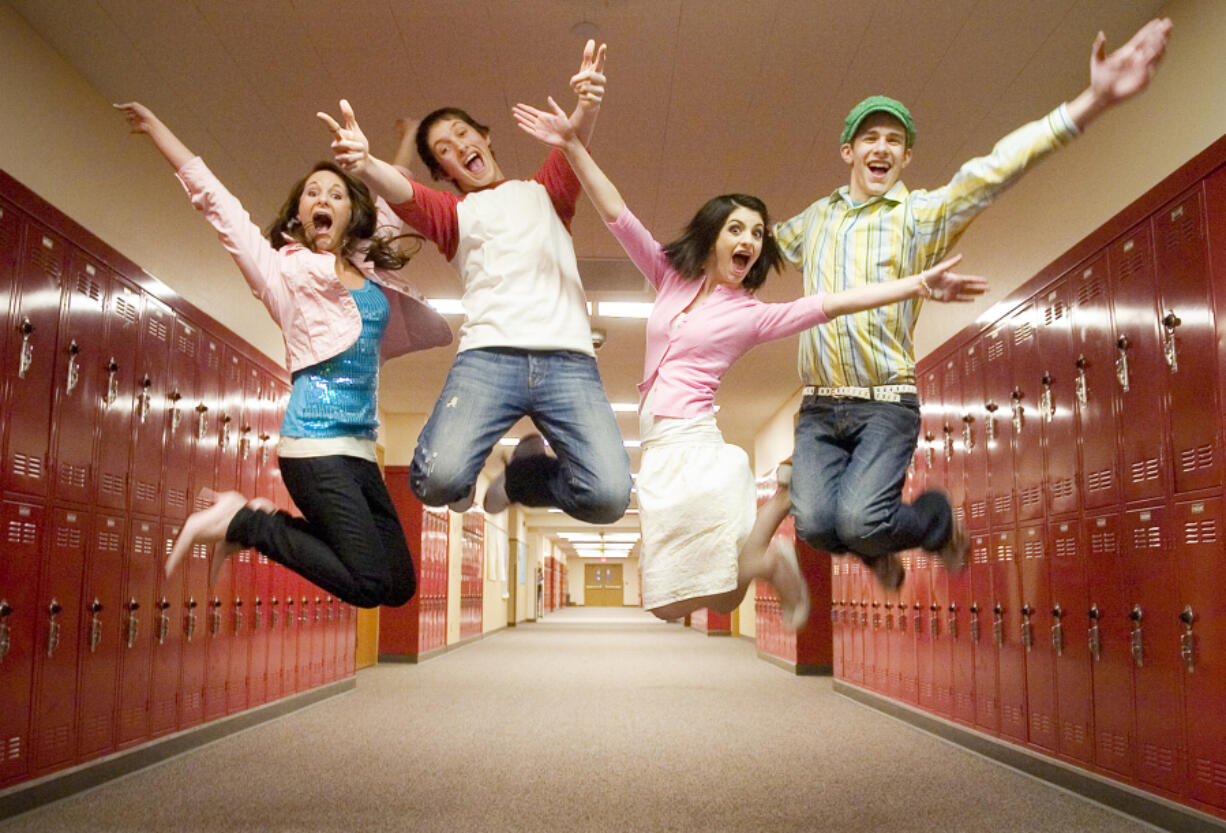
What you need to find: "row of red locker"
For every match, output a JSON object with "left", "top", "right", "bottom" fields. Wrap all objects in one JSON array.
[
  {"left": 541, "top": 556, "right": 564, "bottom": 613},
  {"left": 915, "top": 174, "right": 1224, "bottom": 532},
  {"left": 459, "top": 511, "right": 484, "bottom": 639},
  {"left": 0, "top": 498, "right": 357, "bottom": 789}
]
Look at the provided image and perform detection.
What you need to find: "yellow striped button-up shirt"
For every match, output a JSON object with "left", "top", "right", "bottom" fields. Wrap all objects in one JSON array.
[{"left": 775, "top": 104, "right": 1078, "bottom": 388}]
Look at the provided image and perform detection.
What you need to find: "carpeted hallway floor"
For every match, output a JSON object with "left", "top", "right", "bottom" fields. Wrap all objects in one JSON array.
[{"left": 1, "top": 607, "right": 1160, "bottom": 833}]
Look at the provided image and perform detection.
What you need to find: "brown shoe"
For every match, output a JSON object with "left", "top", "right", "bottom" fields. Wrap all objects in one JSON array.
[
  {"left": 937, "top": 521, "right": 970, "bottom": 573},
  {"left": 483, "top": 434, "right": 547, "bottom": 514},
  {"left": 870, "top": 553, "right": 905, "bottom": 591}
]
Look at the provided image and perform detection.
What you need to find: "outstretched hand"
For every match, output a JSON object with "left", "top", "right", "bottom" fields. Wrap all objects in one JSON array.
[
  {"left": 113, "top": 101, "right": 160, "bottom": 134},
  {"left": 317, "top": 99, "right": 370, "bottom": 174},
  {"left": 919, "top": 254, "right": 989, "bottom": 303},
  {"left": 1089, "top": 17, "right": 1172, "bottom": 106},
  {"left": 512, "top": 98, "right": 576, "bottom": 149},
  {"left": 570, "top": 39, "right": 608, "bottom": 106}
]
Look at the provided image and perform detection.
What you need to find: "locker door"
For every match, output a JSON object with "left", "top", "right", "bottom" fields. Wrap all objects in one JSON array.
[
  {"left": 32, "top": 507, "right": 87, "bottom": 774},
  {"left": 149, "top": 522, "right": 185, "bottom": 737},
  {"left": 1109, "top": 224, "right": 1168, "bottom": 503},
  {"left": 947, "top": 551, "right": 975, "bottom": 725},
  {"left": 1048, "top": 519, "right": 1094, "bottom": 767},
  {"left": 76, "top": 513, "right": 125, "bottom": 760},
  {"left": 1034, "top": 279, "right": 1079, "bottom": 517},
  {"left": 1176, "top": 498, "right": 1226, "bottom": 811},
  {"left": 961, "top": 339, "right": 988, "bottom": 532},
  {"left": 1068, "top": 255, "right": 1120, "bottom": 510},
  {"left": 939, "top": 355, "right": 965, "bottom": 529},
  {"left": 323, "top": 594, "right": 339, "bottom": 683},
  {"left": 1123, "top": 504, "right": 1186, "bottom": 796},
  {"left": 969, "top": 532, "right": 999, "bottom": 734},
  {"left": 265, "top": 570, "right": 285, "bottom": 702},
  {"left": 308, "top": 592, "right": 325, "bottom": 688},
  {"left": 237, "top": 362, "right": 262, "bottom": 498},
  {"left": 895, "top": 552, "right": 918, "bottom": 704},
  {"left": 1153, "top": 187, "right": 1220, "bottom": 494},
  {"left": 280, "top": 576, "right": 300, "bottom": 694},
  {"left": 248, "top": 553, "right": 272, "bottom": 706},
  {"left": 993, "top": 529, "right": 1028, "bottom": 744},
  {"left": 0, "top": 500, "right": 43, "bottom": 786},
  {"left": 116, "top": 517, "right": 158, "bottom": 749},
  {"left": 226, "top": 549, "right": 253, "bottom": 715},
  {"left": 128, "top": 297, "right": 172, "bottom": 518},
  {"left": 844, "top": 560, "right": 864, "bottom": 685},
  {"left": 161, "top": 317, "right": 199, "bottom": 520},
  {"left": 913, "top": 552, "right": 936, "bottom": 711},
  {"left": 95, "top": 279, "right": 142, "bottom": 511},
  {"left": 929, "top": 562, "right": 953, "bottom": 718},
  {"left": 1019, "top": 524, "right": 1057, "bottom": 753},
  {"left": 2, "top": 220, "right": 67, "bottom": 499},
  {"left": 831, "top": 560, "right": 844, "bottom": 679},
  {"left": 50, "top": 251, "right": 107, "bottom": 507},
  {"left": 213, "top": 347, "right": 243, "bottom": 496},
  {"left": 983, "top": 323, "right": 1016, "bottom": 527},
  {"left": 1008, "top": 303, "right": 1044, "bottom": 522},
  {"left": 1085, "top": 513, "right": 1133, "bottom": 778}
]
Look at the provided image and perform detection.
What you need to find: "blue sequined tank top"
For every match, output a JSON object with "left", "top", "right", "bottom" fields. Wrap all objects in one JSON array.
[{"left": 281, "top": 279, "right": 388, "bottom": 439}]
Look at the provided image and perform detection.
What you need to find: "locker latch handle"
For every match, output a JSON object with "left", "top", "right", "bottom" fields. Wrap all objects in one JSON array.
[
  {"left": 195, "top": 402, "right": 210, "bottom": 441},
  {"left": 969, "top": 603, "right": 980, "bottom": 643},
  {"left": 0, "top": 599, "right": 12, "bottom": 662},
  {"left": 1074, "top": 356, "right": 1089, "bottom": 406},
  {"left": 961, "top": 414, "right": 974, "bottom": 452},
  {"left": 209, "top": 597, "right": 222, "bottom": 637},
  {"left": 1180, "top": 605, "right": 1195, "bottom": 674},
  {"left": 1039, "top": 374, "right": 1055, "bottom": 422},
  {"left": 1116, "top": 335, "right": 1130, "bottom": 392},
  {"left": 259, "top": 433, "right": 272, "bottom": 466},
  {"left": 1010, "top": 389, "right": 1025, "bottom": 433},
  {"left": 1088, "top": 604, "right": 1102, "bottom": 661},
  {"left": 948, "top": 603, "right": 958, "bottom": 640},
  {"left": 924, "top": 432, "right": 935, "bottom": 469},
  {"left": 65, "top": 340, "right": 81, "bottom": 396},
  {"left": 914, "top": 602, "right": 923, "bottom": 634},
  {"left": 270, "top": 596, "right": 280, "bottom": 630},
  {"left": 942, "top": 423, "right": 954, "bottom": 461},
  {"left": 929, "top": 602, "right": 941, "bottom": 638},
  {"left": 254, "top": 597, "right": 263, "bottom": 631},
  {"left": 185, "top": 597, "right": 198, "bottom": 642},
  {"left": 239, "top": 424, "right": 252, "bottom": 459},
  {"left": 1129, "top": 605, "right": 1144, "bottom": 667},
  {"left": 156, "top": 598, "right": 170, "bottom": 645},
  {"left": 138, "top": 375, "right": 153, "bottom": 423},
  {"left": 326, "top": 597, "right": 335, "bottom": 623},
  {"left": 993, "top": 603, "right": 1004, "bottom": 646},
  {"left": 1162, "top": 310, "right": 1181, "bottom": 372},
  {"left": 233, "top": 597, "right": 243, "bottom": 635},
  {"left": 859, "top": 600, "right": 868, "bottom": 628},
  {"left": 46, "top": 598, "right": 62, "bottom": 658},
  {"left": 1021, "top": 604, "right": 1034, "bottom": 652},
  {"left": 984, "top": 402, "right": 998, "bottom": 442},
  {"left": 884, "top": 601, "right": 894, "bottom": 631},
  {"left": 898, "top": 602, "right": 907, "bottom": 633},
  {"left": 168, "top": 390, "right": 183, "bottom": 433},
  {"left": 103, "top": 358, "right": 120, "bottom": 406},
  {"left": 89, "top": 598, "right": 103, "bottom": 654},
  {"left": 302, "top": 597, "right": 311, "bottom": 626},
  {"left": 218, "top": 413, "right": 232, "bottom": 449},
  {"left": 126, "top": 599, "right": 140, "bottom": 649},
  {"left": 1051, "top": 605, "right": 1064, "bottom": 656},
  {"left": 17, "top": 318, "right": 36, "bottom": 379}
]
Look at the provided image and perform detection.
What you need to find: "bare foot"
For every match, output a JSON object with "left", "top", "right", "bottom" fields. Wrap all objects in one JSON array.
[
  {"left": 166, "top": 490, "right": 247, "bottom": 579},
  {"left": 767, "top": 536, "right": 811, "bottom": 631}
]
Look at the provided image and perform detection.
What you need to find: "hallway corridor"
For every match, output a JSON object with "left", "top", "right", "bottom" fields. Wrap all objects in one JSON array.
[{"left": 0, "top": 608, "right": 1155, "bottom": 832}]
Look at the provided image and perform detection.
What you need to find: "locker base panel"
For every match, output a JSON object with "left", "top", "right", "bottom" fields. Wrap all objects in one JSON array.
[
  {"left": 378, "top": 629, "right": 487, "bottom": 664},
  {"left": 0, "top": 676, "right": 355, "bottom": 823},
  {"left": 834, "top": 680, "right": 1226, "bottom": 833},
  {"left": 757, "top": 650, "right": 832, "bottom": 677}
]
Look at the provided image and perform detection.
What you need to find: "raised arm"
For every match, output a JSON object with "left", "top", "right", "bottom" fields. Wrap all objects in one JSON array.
[
  {"left": 822, "top": 255, "right": 988, "bottom": 319},
  {"left": 318, "top": 99, "right": 416, "bottom": 205},
  {"left": 567, "top": 39, "right": 608, "bottom": 147},
  {"left": 1065, "top": 18, "right": 1172, "bottom": 130},
  {"left": 513, "top": 97, "right": 623, "bottom": 223},
  {"left": 114, "top": 102, "right": 195, "bottom": 170}
]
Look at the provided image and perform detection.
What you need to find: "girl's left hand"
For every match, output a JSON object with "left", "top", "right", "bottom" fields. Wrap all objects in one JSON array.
[{"left": 920, "top": 254, "right": 989, "bottom": 303}]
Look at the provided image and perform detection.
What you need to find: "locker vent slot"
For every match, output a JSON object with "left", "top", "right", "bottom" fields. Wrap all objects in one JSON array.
[
  {"left": 1090, "top": 530, "right": 1117, "bottom": 553},
  {"left": 191, "top": 542, "right": 208, "bottom": 560},
  {"left": 1053, "top": 536, "right": 1077, "bottom": 559},
  {"left": 1051, "top": 477, "right": 1075, "bottom": 502},
  {"left": 1179, "top": 444, "right": 1215, "bottom": 474},
  {"left": 1192, "top": 757, "right": 1226, "bottom": 790},
  {"left": 97, "top": 530, "right": 120, "bottom": 551},
  {"left": 954, "top": 504, "right": 966, "bottom": 523},
  {"left": 1116, "top": 240, "right": 1149, "bottom": 283},
  {"left": 4, "top": 735, "right": 22, "bottom": 761},
  {"left": 152, "top": 700, "right": 174, "bottom": 724},
  {"left": 38, "top": 723, "right": 71, "bottom": 760},
  {"left": 1003, "top": 704, "right": 1024, "bottom": 726},
  {"left": 1129, "top": 458, "right": 1160, "bottom": 484},
  {"left": 1098, "top": 731, "right": 1130, "bottom": 762},
  {"left": 969, "top": 500, "right": 987, "bottom": 521},
  {"left": 987, "top": 338, "right": 1006, "bottom": 363},
  {"left": 964, "top": 349, "right": 980, "bottom": 375},
  {"left": 75, "top": 272, "right": 102, "bottom": 303},
  {"left": 205, "top": 344, "right": 220, "bottom": 370},
  {"left": 100, "top": 473, "right": 125, "bottom": 497},
  {"left": 1086, "top": 468, "right": 1114, "bottom": 492},
  {"left": 1031, "top": 712, "right": 1055, "bottom": 737},
  {"left": 147, "top": 317, "right": 169, "bottom": 342},
  {"left": 27, "top": 237, "right": 62, "bottom": 282},
  {"left": 183, "top": 691, "right": 202, "bottom": 711},
  {"left": 58, "top": 463, "right": 87, "bottom": 491},
  {"left": 1013, "top": 322, "right": 1034, "bottom": 346},
  {"left": 1020, "top": 485, "right": 1042, "bottom": 511},
  {"left": 114, "top": 294, "right": 140, "bottom": 325},
  {"left": 1023, "top": 538, "right": 1043, "bottom": 560},
  {"left": 120, "top": 707, "right": 143, "bottom": 732},
  {"left": 7, "top": 520, "right": 37, "bottom": 545},
  {"left": 11, "top": 453, "right": 43, "bottom": 482},
  {"left": 175, "top": 332, "right": 196, "bottom": 358},
  {"left": 993, "top": 494, "right": 1012, "bottom": 515},
  {"left": 134, "top": 534, "right": 154, "bottom": 557},
  {"left": 1075, "top": 273, "right": 1104, "bottom": 305},
  {"left": 1183, "top": 519, "right": 1217, "bottom": 545},
  {"left": 1162, "top": 203, "right": 1200, "bottom": 250},
  {"left": 166, "top": 488, "right": 187, "bottom": 511},
  {"left": 55, "top": 526, "right": 82, "bottom": 550},
  {"left": 1062, "top": 720, "right": 1089, "bottom": 747},
  {"left": 1141, "top": 742, "right": 1175, "bottom": 774},
  {"left": 135, "top": 480, "right": 158, "bottom": 504},
  {"left": 995, "top": 542, "right": 1015, "bottom": 562},
  {"left": 1043, "top": 299, "right": 1068, "bottom": 326},
  {"left": 81, "top": 713, "right": 107, "bottom": 739},
  {"left": 1131, "top": 525, "right": 1162, "bottom": 550},
  {"left": 972, "top": 543, "right": 989, "bottom": 565}
]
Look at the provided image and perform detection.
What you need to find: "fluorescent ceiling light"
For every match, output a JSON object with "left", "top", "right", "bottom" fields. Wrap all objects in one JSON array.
[
  {"left": 597, "top": 301, "right": 653, "bottom": 319},
  {"left": 427, "top": 298, "right": 465, "bottom": 315},
  {"left": 610, "top": 402, "right": 638, "bottom": 412}
]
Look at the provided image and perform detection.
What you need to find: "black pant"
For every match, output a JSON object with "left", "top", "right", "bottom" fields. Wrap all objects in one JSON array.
[{"left": 226, "top": 455, "right": 416, "bottom": 608}]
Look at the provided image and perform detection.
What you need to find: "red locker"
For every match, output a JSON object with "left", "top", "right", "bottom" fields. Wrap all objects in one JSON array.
[
  {"left": 95, "top": 279, "right": 142, "bottom": 512},
  {"left": 161, "top": 316, "right": 199, "bottom": 520},
  {"left": 225, "top": 549, "right": 253, "bottom": 714},
  {"left": 2, "top": 219, "right": 67, "bottom": 499},
  {"left": 1175, "top": 498, "right": 1226, "bottom": 812},
  {"left": 76, "top": 512, "right": 126, "bottom": 760},
  {"left": 983, "top": 323, "right": 1016, "bottom": 527},
  {"left": 894, "top": 553, "right": 917, "bottom": 704},
  {"left": 149, "top": 522, "right": 185, "bottom": 737},
  {"left": 939, "top": 354, "right": 966, "bottom": 528},
  {"left": 1152, "top": 187, "right": 1220, "bottom": 494},
  {"left": 913, "top": 552, "right": 935, "bottom": 711},
  {"left": 237, "top": 362, "right": 262, "bottom": 498},
  {"left": 264, "top": 573, "right": 285, "bottom": 702},
  {"left": 969, "top": 532, "right": 999, "bottom": 734},
  {"left": 1008, "top": 303, "right": 1044, "bottom": 523},
  {"left": 213, "top": 347, "right": 244, "bottom": 497},
  {"left": 1068, "top": 255, "right": 1120, "bottom": 510},
  {"left": 830, "top": 560, "right": 844, "bottom": 679},
  {"left": 961, "top": 339, "right": 989, "bottom": 531},
  {"left": 248, "top": 552, "right": 272, "bottom": 706},
  {"left": 1047, "top": 519, "right": 1094, "bottom": 766},
  {"left": 1019, "top": 524, "right": 1057, "bottom": 753},
  {"left": 947, "top": 556, "right": 975, "bottom": 726},
  {"left": 128, "top": 297, "right": 172, "bottom": 518},
  {"left": 1084, "top": 512, "right": 1134, "bottom": 778},
  {"left": 1034, "top": 279, "right": 1079, "bottom": 517},
  {"left": 116, "top": 517, "right": 158, "bottom": 748},
  {"left": 50, "top": 250, "right": 107, "bottom": 507},
  {"left": 993, "top": 529, "right": 1028, "bottom": 744},
  {"left": 1123, "top": 505, "right": 1187, "bottom": 797},
  {"left": 32, "top": 507, "right": 87, "bottom": 774},
  {"left": 1109, "top": 224, "right": 1169, "bottom": 504},
  {"left": 928, "top": 562, "right": 953, "bottom": 718},
  {"left": 0, "top": 500, "right": 44, "bottom": 786}
]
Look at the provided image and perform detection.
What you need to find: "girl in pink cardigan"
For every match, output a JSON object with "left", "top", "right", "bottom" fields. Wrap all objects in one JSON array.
[
  {"left": 116, "top": 102, "right": 450, "bottom": 607},
  {"left": 514, "top": 98, "right": 986, "bottom": 629}
]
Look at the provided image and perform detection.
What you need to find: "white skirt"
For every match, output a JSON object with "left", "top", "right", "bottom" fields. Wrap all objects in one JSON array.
[{"left": 637, "top": 394, "right": 756, "bottom": 610}]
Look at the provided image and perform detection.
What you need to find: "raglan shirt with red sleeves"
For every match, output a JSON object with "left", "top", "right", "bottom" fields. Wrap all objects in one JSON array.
[{"left": 389, "top": 149, "right": 595, "bottom": 356}]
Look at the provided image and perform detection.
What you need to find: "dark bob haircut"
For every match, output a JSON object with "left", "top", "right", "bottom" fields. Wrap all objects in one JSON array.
[
  {"left": 661, "top": 194, "right": 782, "bottom": 292},
  {"left": 415, "top": 107, "right": 492, "bottom": 183},
  {"left": 264, "top": 161, "right": 419, "bottom": 270}
]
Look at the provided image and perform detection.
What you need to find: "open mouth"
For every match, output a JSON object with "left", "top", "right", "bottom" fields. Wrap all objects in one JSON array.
[
  {"left": 312, "top": 212, "right": 333, "bottom": 232},
  {"left": 464, "top": 151, "right": 485, "bottom": 175},
  {"left": 868, "top": 162, "right": 891, "bottom": 177},
  {"left": 732, "top": 252, "right": 751, "bottom": 271}
]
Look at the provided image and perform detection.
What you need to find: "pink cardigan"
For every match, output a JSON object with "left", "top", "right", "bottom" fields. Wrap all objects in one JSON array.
[
  {"left": 607, "top": 207, "right": 829, "bottom": 419},
  {"left": 176, "top": 156, "right": 451, "bottom": 373}
]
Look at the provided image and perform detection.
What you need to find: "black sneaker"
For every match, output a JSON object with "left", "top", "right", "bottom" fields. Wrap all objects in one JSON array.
[
  {"left": 483, "top": 434, "right": 547, "bottom": 514},
  {"left": 870, "top": 553, "right": 905, "bottom": 591}
]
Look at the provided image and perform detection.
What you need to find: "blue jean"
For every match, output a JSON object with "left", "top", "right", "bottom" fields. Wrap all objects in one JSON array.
[
  {"left": 791, "top": 396, "right": 951, "bottom": 560},
  {"left": 411, "top": 348, "right": 632, "bottom": 524}
]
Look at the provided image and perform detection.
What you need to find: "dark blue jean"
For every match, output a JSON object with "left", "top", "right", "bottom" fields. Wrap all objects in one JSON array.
[
  {"left": 791, "top": 396, "right": 951, "bottom": 559},
  {"left": 410, "top": 348, "right": 632, "bottom": 524}
]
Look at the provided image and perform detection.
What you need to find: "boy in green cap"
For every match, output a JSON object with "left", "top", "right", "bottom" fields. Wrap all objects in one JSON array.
[{"left": 775, "top": 17, "right": 1172, "bottom": 589}]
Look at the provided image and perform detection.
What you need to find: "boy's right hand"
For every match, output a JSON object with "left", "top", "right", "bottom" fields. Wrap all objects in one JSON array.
[
  {"left": 570, "top": 39, "right": 608, "bottom": 106},
  {"left": 512, "top": 98, "right": 578, "bottom": 149},
  {"left": 317, "top": 99, "right": 371, "bottom": 175}
]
